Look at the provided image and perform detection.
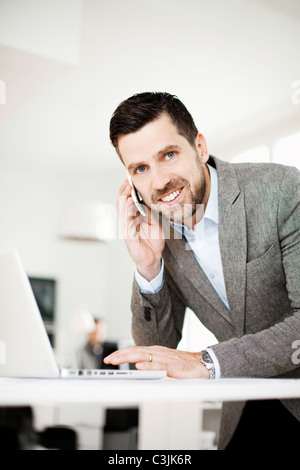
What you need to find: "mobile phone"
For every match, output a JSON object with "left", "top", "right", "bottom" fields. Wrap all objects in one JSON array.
[{"left": 127, "top": 171, "right": 146, "bottom": 216}]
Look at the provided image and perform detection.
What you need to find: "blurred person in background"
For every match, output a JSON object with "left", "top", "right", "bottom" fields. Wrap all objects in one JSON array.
[{"left": 78, "top": 318, "right": 118, "bottom": 370}]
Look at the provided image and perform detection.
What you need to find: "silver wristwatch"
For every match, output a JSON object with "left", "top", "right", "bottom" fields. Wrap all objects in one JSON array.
[{"left": 200, "top": 350, "right": 215, "bottom": 379}]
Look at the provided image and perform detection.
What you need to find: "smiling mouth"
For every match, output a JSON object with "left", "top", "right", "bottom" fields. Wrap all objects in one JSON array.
[{"left": 159, "top": 187, "right": 184, "bottom": 204}]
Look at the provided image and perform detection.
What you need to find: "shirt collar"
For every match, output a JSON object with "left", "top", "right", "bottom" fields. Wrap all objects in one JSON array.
[{"left": 172, "top": 163, "right": 218, "bottom": 235}]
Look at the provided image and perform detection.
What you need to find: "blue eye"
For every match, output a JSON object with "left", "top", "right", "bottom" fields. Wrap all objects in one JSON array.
[
  {"left": 136, "top": 165, "right": 146, "bottom": 174},
  {"left": 165, "top": 151, "right": 175, "bottom": 160}
]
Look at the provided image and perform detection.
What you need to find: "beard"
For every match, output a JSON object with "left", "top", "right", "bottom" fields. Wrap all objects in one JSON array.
[{"left": 149, "top": 164, "right": 207, "bottom": 225}]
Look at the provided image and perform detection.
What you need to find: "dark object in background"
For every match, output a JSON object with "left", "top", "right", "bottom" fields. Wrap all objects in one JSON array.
[
  {"left": 103, "top": 408, "right": 139, "bottom": 450},
  {"left": 0, "top": 406, "right": 77, "bottom": 450},
  {"left": 28, "top": 276, "right": 56, "bottom": 346},
  {"left": 38, "top": 426, "right": 77, "bottom": 450},
  {"left": 28, "top": 277, "right": 56, "bottom": 323},
  {"left": 0, "top": 406, "right": 37, "bottom": 449}
]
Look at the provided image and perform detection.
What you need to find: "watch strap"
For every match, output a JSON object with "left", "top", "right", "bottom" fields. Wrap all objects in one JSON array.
[{"left": 200, "top": 350, "right": 216, "bottom": 379}]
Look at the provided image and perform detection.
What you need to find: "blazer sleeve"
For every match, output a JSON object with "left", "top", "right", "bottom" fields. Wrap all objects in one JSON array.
[
  {"left": 210, "top": 166, "right": 300, "bottom": 378},
  {"left": 131, "top": 270, "right": 186, "bottom": 349}
]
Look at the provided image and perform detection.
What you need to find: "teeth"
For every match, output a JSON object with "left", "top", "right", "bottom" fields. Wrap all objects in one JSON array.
[{"left": 161, "top": 189, "right": 181, "bottom": 202}]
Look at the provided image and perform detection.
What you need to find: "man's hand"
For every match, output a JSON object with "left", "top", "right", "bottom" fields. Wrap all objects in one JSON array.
[
  {"left": 104, "top": 345, "right": 210, "bottom": 379},
  {"left": 117, "top": 180, "right": 165, "bottom": 281}
]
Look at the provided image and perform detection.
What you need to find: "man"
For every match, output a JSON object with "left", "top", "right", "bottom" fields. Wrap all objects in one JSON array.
[
  {"left": 78, "top": 318, "right": 118, "bottom": 370},
  {"left": 104, "top": 92, "right": 300, "bottom": 449}
]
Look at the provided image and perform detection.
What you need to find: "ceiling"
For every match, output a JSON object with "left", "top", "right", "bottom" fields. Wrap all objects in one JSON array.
[{"left": 0, "top": 0, "right": 299, "bottom": 174}]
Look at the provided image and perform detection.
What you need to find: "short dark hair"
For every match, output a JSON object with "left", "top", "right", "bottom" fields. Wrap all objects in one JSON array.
[{"left": 109, "top": 92, "right": 198, "bottom": 158}]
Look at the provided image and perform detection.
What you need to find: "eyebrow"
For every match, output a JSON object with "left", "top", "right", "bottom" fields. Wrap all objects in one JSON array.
[{"left": 127, "top": 145, "right": 181, "bottom": 172}]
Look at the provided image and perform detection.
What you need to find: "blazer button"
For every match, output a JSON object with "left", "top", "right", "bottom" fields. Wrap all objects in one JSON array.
[{"left": 143, "top": 307, "right": 151, "bottom": 321}]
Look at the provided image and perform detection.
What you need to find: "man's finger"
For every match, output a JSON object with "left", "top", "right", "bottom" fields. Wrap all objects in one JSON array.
[{"left": 104, "top": 346, "right": 152, "bottom": 365}]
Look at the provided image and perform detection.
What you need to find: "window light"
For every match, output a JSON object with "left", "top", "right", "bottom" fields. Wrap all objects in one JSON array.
[
  {"left": 273, "top": 133, "right": 300, "bottom": 170},
  {"left": 231, "top": 145, "right": 270, "bottom": 164}
]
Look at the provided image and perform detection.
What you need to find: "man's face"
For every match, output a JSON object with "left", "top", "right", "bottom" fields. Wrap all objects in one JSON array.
[{"left": 118, "top": 113, "right": 210, "bottom": 225}]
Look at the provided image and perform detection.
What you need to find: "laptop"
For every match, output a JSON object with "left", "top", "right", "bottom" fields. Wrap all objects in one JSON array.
[{"left": 0, "top": 248, "right": 166, "bottom": 380}]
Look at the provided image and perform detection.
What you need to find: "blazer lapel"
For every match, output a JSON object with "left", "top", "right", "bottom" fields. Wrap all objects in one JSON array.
[
  {"left": 215, "top": 157, "right": 247, "bottom": 337},
  {"left": 164, "top": 156, "right": 247, "bottom": 336},
  {"left": 166, "top": 224, "right": 234, "bottom": 327}
]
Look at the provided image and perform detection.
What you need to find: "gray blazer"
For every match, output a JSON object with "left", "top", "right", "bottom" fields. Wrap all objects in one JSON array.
[{"left": 130, "top": 156, "right": 300, "bottom": 449}]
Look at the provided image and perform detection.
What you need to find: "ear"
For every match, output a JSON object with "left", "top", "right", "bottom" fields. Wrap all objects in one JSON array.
[{"left": 195, "top": 133, "right": 209, "bottom": 164}]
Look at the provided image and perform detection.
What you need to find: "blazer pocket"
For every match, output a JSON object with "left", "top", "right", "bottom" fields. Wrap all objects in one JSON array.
[{"left": 246, "top": 244, "right": 276, "bottom": 274}]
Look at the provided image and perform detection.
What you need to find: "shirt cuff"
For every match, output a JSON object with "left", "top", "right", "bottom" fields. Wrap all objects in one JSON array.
[
  {"left": 205, "top": 347, "right": 221, "bottom": 379},
  {"left": 135, "top": 259, "right": 164, "bottom": 293}
]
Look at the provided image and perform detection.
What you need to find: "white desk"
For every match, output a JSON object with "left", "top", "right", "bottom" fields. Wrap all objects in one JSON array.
[{"left": 0, "top": 377, "right": 300, "bottom": 450}]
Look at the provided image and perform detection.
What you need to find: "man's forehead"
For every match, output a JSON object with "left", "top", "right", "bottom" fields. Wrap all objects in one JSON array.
[{"left": 118, "top": 116, "right": 186, "bottom": 166}]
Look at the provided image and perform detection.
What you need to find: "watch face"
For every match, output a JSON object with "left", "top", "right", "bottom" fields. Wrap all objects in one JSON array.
[{"left": 202, "top": 351, "right": 213, "bottom": 364}]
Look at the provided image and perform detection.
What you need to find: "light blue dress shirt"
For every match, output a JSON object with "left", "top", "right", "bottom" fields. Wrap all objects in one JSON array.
[{"left": 135, "top": 164, "right": 229, "bottom": 378}]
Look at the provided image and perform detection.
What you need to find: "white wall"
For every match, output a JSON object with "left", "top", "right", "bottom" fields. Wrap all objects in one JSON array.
[{"left": 0, "top": 163, "right": 135, "bottom": 367}]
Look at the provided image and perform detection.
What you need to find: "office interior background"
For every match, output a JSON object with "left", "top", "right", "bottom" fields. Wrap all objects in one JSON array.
[{"left": 0, "top": 0, "right": 299, "bottom": 368}]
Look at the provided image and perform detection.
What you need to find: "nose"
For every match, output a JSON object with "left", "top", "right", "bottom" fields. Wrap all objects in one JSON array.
[{"left": 151, "top": 166, "right": 171, "bottom": 191}]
